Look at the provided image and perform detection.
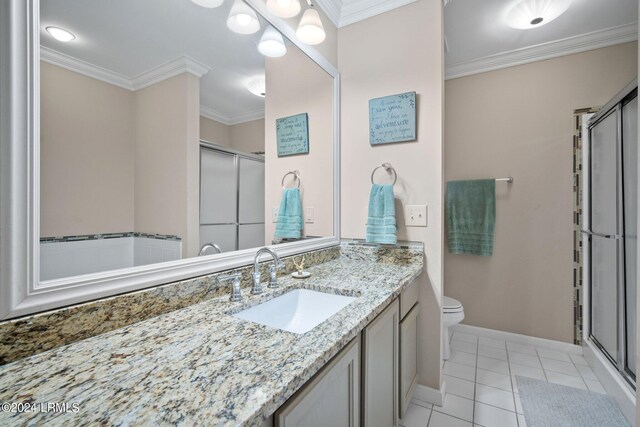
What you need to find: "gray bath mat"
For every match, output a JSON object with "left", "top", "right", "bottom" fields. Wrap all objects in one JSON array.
[{"left": 515, "top": 376, "right": 630, "bottom": 427}]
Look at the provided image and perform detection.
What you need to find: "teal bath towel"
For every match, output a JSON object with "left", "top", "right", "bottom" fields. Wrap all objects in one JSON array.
[
  {"left": 366, "top": 184, "right": 397, "bottom": 245},
  {"left": 446, "top": 179, "right": 496, "bottom": 256},
  {"left": 275, "top": 188, "right": 303, "bottom": 239}
]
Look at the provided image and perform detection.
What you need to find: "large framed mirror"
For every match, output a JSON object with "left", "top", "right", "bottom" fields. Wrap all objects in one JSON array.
[{"left": 0, "top": 0, "right": 339, "bottom": 319}]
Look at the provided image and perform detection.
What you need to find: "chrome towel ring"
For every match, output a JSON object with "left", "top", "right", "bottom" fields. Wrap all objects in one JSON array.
[
  {"left": 371, "top": 163, "right": 397, "bottom": 186},
  {"left": 282, "top": 170, "right": 301, "bottom": 189}
]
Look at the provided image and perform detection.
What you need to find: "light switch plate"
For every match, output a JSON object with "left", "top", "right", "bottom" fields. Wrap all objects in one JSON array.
[
  {"left": 304, "top": 207, "right": 315, "bottom": 224},
  {"left": 272, "top": 206, "right": 279, "bottom": 223},
  {"left": 406, "top": 205, "right": 427, "bottom": 227}
]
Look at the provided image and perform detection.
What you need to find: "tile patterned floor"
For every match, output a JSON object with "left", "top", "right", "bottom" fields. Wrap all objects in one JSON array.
[{"left": 400, "top": 328, "right": 608, "bottom": 427}]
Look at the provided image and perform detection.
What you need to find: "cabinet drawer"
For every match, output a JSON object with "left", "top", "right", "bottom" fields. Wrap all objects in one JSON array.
[
  {"left": 275, "top": 336, "right": 360, "bottom": 427},
  {"left": 400, "top": 303, "right": 419, "bottom": 418},
  {"left": 400, "top": 280, "right": 419, "bottom": 320}
]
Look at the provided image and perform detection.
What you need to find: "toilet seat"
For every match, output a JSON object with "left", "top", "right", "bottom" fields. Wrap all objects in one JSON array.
[{"left": 443, "top": 296, "right": 463, "bottom": 313}]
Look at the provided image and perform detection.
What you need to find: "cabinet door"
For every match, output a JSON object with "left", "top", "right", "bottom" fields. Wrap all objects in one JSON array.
[
  {"left": 400, "top": 304, "right": 419, "bottom": 418},
  {"left": 275, "top": 336, "right": 360, "bottom": 427},
  {"left": 363, "top": 299, "right": 399, "bottom": 427}
]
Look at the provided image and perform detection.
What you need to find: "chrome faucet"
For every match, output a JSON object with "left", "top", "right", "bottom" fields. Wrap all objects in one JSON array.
[
  {"left": 252, "top": 247, "right": 285, "bottom": 295},
  {"left": 199, "top": 243, "right": 222, "bottom": 256},
  {"left": 217, "top": 271, "right": 243, "bottom": 302}
]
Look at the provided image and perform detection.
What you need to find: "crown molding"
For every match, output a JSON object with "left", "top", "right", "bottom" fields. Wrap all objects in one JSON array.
[
  {"left": 40, "top": 46, "right": 134, "bottom": 90},
  {"left": 315, "top": 0, "right": 416, "bottom": 28},
  {"left": 131, "top": 56, "right": 210, "bottom": 90},
  {"left": 314, "top": 0, "right": 341, "bottom": 28},
  {"left": 40, "top": 47, "right": 211, "bottom": 91},
  {"left": 445, "top": 22, "right": 639, "bottom": 80},
  {"left": 200, "top": 105, "right": 264, "bottom": 126},
  {"left": 340, "top": 0, "right": 416, "bottom": 27}
]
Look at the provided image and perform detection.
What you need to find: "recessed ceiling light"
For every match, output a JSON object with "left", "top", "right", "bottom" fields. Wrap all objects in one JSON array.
[
  {"left": 505, "top": 0, "right": 572, "bottom": 30},
  {"left": 191, "top": 0, "right": 224, "bottom": 7},
  {"left": 247, "top": 76, "right": 266, "bottom": 98},
  {"left": 45, "top": 26, "right": 76, "bottom": 42}
]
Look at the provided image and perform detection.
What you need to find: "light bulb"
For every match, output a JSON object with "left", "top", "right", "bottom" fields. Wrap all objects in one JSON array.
[
  {"left": 258, "top": 26, "right": 287, "bottom": 58},
  {"left": 236, "top": 13, "right": 251, "bottom": 26},
  {"left": 227, "top": 0, "right": 260, "bottom": 35},
  {"left": 296, "top": 8, "right": 325, "bottom": 45},
  {"left": 266, "top": 0, "right": 301, "bottom": 18}
]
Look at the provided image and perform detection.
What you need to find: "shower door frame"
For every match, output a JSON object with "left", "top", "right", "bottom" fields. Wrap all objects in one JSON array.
[{"left": 581, "top": 80, "right": 638, "bottom": 389}]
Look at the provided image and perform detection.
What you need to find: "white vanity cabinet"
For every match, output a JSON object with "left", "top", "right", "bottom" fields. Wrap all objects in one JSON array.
[
  {"left": 399, "top": 280, "right": 420, "bottom": 419},
  {"left": 362, "top": 299, "right": 400, "bottom": 427},
  {"left": 275, "top": 336, "right": 361, "bottom": 427},
  {"left": 272, "top": 280, "right": 420, "bottom": 427}
]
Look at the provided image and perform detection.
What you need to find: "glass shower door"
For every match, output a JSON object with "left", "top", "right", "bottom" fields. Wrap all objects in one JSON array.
[
  {"left": 589, "top": 109, "right": 620, "bottom": 362},
  {"left": 623, "top": 96, "right": 638, "bottom": 378}
]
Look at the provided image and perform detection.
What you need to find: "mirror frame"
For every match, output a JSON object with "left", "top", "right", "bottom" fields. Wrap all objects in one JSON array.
[{"left": 0, "top": 0, "right": 340, "bottom": 320}]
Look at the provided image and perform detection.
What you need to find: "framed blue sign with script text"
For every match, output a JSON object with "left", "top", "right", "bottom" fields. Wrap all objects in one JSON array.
[
  {"left": 369, "top": 92, "right": 416, "bottom": 145},
  {"left": 276, "top": 113, "right": 309, "bottom": 157}
]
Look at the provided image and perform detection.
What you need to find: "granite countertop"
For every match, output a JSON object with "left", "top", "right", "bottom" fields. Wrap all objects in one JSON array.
[{"left": 0, "top": 246, "right": 423, "bottom": 426}]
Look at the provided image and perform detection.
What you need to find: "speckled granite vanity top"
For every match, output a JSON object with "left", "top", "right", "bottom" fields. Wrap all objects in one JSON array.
[{"left": 0, "top": 244, "right": 423, "bottom": 426}]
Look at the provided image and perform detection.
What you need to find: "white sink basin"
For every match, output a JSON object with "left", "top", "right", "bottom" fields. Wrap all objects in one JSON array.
[{"left": 233, "top": 289, "right": 357, "bottom": 334}]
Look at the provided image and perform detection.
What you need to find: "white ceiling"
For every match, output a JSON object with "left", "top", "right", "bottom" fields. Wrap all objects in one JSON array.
[
  {"left": 40, "top": 0, "right": 284, "bottom": 125},
  {"left": 444, "top": 0, "right": 638, "bottom": 79}
]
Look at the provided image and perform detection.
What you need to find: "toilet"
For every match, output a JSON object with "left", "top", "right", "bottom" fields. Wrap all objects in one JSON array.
[{"left": 443, "top": 296, "right": 465, "bottom": 360}]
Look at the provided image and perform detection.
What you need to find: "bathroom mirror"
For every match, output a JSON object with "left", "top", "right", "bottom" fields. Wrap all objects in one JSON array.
[{"left": 0, "top": 0, "right": 339, "bottom": 319}]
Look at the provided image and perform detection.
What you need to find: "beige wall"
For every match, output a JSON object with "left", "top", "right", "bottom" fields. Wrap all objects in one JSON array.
[
  {"left": 200, "top": 116, "right": 232, "bottom": 147},
  {"left": 445, "top": 42, "right": 638, "bottom": 343},
  {"left": 40, "top": 62, "right": 135, "bottom": 237},
  {"left": 135, "top": 73, "right": 201, "bottom": 258},
  {"left": 265, "top": 47, "right": 334, "bottom": 241},
  {"left": 338, "top": 0, "right": 444, "bottom": 389},
  {"left": 200, "top": 116, "right": 265, "bottom": 154},
  {"left": 231, "top": 119, "right": 266, "bottom": 154}
]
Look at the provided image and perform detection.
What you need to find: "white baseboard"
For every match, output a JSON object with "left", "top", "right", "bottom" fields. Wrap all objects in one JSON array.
[
  {"left": 412, "top": 382, "right": 446, "bottom": 407},
  {"left": 583, "top": 339, "right": 636, "bottom": 425},
  {"left": 452, "top": 324, "right": 583, "bottom": 355}
]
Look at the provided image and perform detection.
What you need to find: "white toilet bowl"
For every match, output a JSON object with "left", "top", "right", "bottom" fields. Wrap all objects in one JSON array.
[{"left": 443, "top": 296, "right": 465, "bottom": 360}]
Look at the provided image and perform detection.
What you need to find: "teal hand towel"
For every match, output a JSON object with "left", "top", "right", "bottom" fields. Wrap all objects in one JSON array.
[
  {"left": 366, "top": 184, "right": 397, "bottom": 245},
  {"left": 446, "top": 179, "right": 496, "bottom": 256},
  {"left": 275, "top": 188, "right": 303, "bottom": 239}
]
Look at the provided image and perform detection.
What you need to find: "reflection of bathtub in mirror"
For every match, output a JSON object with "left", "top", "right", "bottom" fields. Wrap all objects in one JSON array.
[{"left": 40, "top": 233, "right": 182, "bottom": 281}]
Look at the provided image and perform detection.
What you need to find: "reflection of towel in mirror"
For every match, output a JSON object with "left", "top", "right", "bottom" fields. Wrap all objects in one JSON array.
[
  {"left": 275, "top": 188, "right": 303, "bottom": 239},
  {"left": 366, "top": 184, "right": 397, "bottom": 245}
]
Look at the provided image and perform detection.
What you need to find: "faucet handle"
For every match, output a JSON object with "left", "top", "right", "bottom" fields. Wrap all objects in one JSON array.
[
  {"left": 268, "top": 261, "right": 285, "bottom": 289},
  {"left": 217, "top": 272, "right": 243, "bottom": 302}
]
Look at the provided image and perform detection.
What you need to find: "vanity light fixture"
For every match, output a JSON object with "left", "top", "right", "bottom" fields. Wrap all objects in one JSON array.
[
  {"left": 258, "top": 26, "right": 287, "bottom": 57},
  {"left": 247, "top": 76, "right": 266, "bottom": 97},
  {"left": 227, "top": 0, "right": 261, "bottom": 35},
  {"left": 505, "top": 0, "right": 572, "bottom": 29},
  {"left": 266, "top": 0, "right": 301, "bottom": 18},
  {"left": 191, "top": 0, "right": 224, "bottom": 7},
  {"left": 45, "top": 26, "right": 76, "bottom": 42},
  {"left": 296, "top": 1, "right": 325, "bottom": 45}
]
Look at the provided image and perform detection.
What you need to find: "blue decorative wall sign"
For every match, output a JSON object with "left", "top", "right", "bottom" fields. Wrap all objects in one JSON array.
[
  {"left": 276, "top": 113, "right": 309, "bottom": 157},
  {"left": 369, "top": 92, "right": 416, "bottom": 145}
]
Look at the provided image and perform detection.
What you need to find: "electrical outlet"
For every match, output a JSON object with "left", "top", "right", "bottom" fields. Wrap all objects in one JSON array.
[
  {"left": 272, "top": 206, "right": 279, "bottom": 223},
  {"left": 304, "top": 207, "right": 315, "bottom": 224},
  {"left": 406, "top": 205, "right": 427, "bottom": 227}
]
